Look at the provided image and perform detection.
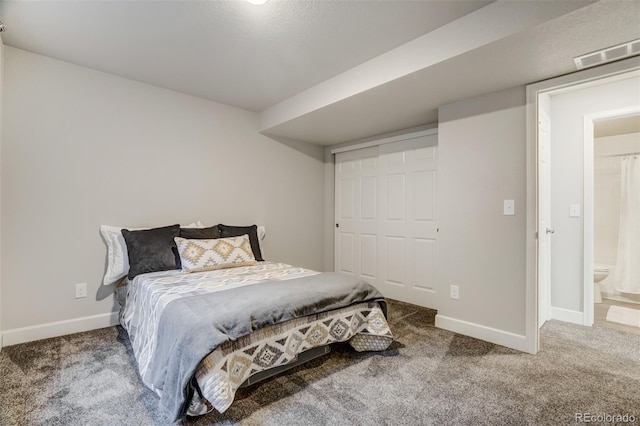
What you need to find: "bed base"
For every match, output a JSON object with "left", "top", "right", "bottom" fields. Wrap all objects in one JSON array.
[{"left": 239, "top": 344, "right": 331, "bottom": 387}]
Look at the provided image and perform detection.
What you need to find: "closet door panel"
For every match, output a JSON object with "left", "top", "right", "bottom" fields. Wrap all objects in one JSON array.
[{"left": 335, "top": 134, "right": 438, "bottom": 308}]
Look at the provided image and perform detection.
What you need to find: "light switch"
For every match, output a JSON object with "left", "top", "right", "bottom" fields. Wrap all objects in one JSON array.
[
  {"left": 504, "top": 200, "right": 515, "bottom": 216},
  {"left": 570, "top": 203, "right": 581, "bottom": 218}
]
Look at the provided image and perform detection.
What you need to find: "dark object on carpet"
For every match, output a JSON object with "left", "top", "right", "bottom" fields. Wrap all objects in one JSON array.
[{"left": 1, "top": 300, "right": 639, "bottom": 425}]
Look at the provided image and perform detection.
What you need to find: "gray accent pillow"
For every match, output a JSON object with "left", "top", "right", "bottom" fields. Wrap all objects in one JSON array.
[
  {"left": 122, "top": 224, "right": 181, "bottom": 279},
  {"left": 218, "top": 224, "right": 264, "bottom": 261},
  {"left": 179, "top": 225, "right": 220, "bottom": 240},
  {"left": 174, "top": 225, "right": 221, "bottom": 269}
]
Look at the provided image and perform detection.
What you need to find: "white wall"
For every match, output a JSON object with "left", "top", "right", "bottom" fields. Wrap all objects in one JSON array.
[
  {"left": 323, "top": 150, "right": 335, "bottom": 273},
  {"left": 436, "top": 87, "right": 527, "bottom": 346},
  {"left": 549, "top": 76, "right": 640, "bottom": 313},
  {"left": 1, "top": 47, "right": 324, "bottom": 338}
]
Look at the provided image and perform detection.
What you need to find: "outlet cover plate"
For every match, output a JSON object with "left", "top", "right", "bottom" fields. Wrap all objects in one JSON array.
[
  {"left": 75, "top": 283, "right": 87, "bottom": 299},
  {"left": 450, "top": 285, "right": 460, "bottom": 300}
]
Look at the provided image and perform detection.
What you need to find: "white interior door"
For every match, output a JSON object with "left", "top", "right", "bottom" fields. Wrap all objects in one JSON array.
[
  {"left": 334, "top": 147, "right": 379, "bottom": 279},
  {"left": 335, "top": 135, "right": 438, "bottom": 308},
  {"left": 538, "top": 110, "right": 552, "bottom": 327}
]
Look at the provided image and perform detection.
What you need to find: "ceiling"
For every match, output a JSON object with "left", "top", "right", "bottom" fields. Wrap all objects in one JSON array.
[
  {"left": 0, "top": 0, "right": 489, "bottom": 111},
  {"left": 1, "top": 0, "right": 640, "bottom": 145}
]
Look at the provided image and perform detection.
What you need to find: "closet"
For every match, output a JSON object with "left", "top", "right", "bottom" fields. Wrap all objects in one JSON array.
[{"left": 334, "top": 131, "right": 438, "bottom": 307}]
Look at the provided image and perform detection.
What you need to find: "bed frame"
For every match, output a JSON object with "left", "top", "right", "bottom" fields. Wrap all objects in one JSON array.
[{"left": 239, "top": 345, "right": 331, "bottom": 387}]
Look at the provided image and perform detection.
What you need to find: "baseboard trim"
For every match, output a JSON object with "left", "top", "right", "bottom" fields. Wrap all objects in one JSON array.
[
  {"left": 435, "top": 314, "right": 533, "bottom": 354},
  {"left": 2, "top": 312, "right": 120, "bottom": 347},
  {"left": 551, "top": 306, "right": 584, "bottom": 325}
]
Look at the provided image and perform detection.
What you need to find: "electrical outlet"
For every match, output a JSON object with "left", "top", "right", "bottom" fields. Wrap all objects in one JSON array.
[
  {"left": 450, "top": 285, "right": 460, "bottom": 300},
  {"left": 75, "top": 283, "right": 87, "bottom": 299}
]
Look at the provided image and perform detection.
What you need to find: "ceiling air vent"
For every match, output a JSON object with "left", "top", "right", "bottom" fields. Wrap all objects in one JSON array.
[{"left": 574, "top": 39, "right": 640, "bottom": 70}]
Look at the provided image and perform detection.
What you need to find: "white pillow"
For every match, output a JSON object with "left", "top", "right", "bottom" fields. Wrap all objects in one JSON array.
[
  {"left": 100, "top": 221, "right": 203, "bottom": 286},
  {"left": 257, "top": 225, "right": 266, "bottom": 259}
]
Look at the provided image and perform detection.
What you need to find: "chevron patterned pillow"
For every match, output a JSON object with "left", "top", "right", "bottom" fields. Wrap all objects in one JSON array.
[{"left": 174, "top": 234, "right": 257, "bottom": 273}]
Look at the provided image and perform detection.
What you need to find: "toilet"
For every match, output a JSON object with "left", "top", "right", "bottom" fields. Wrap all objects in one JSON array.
[{"left": 594, "top": 265, "right": 609, "bottom": 304}]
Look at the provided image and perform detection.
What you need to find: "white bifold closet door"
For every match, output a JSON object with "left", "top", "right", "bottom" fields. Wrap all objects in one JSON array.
[{"left": 335, "top": 134, "right": 438, "bottom": 308}]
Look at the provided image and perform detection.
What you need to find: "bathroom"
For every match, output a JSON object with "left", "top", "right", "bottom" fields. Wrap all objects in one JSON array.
[{"left": 593, "top": 114, "right": 640, "bottom": 333}]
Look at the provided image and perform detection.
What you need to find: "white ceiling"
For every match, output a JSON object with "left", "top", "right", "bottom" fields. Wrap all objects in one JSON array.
[
  {"left": 1, "top": 0, "right": 640, "bottom": 145},
  {"left": 0, "top": 0, "right": 489, "bottom": 111}
]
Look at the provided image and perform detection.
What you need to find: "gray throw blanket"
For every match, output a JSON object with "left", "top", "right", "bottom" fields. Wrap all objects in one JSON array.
[{"left": 146, "top": 272, "right": 386, "bottom": 421}]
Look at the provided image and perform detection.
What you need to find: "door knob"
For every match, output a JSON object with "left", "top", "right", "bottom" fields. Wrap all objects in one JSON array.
[
  {"left": 546, "top": 228, "right": 555, "bottom": 234},
  {"left": 336, "top": 223, "right": 339, "bottom": 228}
]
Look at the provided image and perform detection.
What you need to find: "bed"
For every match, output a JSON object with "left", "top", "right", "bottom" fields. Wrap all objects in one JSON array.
[{"left": 103, "top": 222, "right": 393, "bottom": 421}]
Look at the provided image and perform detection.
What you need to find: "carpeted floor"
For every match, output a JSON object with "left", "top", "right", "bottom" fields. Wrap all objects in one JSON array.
[{"left": 1, "top": 299, "right": 639, "bottom": 425}]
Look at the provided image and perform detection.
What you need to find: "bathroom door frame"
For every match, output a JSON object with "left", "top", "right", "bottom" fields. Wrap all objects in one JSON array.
[{"left": 583, "top": 105, "right": 640, "bottom": 326}]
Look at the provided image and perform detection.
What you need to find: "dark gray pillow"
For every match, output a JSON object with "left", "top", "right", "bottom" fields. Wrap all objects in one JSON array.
[
  {"left": 218, "top": 224, "right": 263, "bottom": 261},
  {"left": 122, "top": 224, "right": 181, "bottom": 279},
  {"left": 179, "top": 225, "right": 220, "bottom": 240}
]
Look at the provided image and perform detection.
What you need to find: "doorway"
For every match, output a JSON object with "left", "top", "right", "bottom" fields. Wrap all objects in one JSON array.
[
  {"left": 538, "top": 73, "right": 640, "bottom": 328},
  {"left": 527, "top": 58, "right": 640, "bottom": 353}
]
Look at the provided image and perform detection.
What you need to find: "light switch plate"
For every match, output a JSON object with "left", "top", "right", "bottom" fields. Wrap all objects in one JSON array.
[
  {"left": 569, "top": 204, "right": 581, "bottom": 218},
  {"left": 504, "top": 200, "right": 515, "bottom": 216}
]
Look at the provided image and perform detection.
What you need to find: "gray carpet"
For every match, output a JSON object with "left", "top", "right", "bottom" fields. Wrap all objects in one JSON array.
[{"left": 1, "top": 300, "right": 639, "bottom": 425}]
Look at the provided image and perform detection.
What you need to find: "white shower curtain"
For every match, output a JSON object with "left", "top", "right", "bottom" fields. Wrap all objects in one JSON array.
[{"left": 614, "top": 155, "right": 640, "bottom": 294}]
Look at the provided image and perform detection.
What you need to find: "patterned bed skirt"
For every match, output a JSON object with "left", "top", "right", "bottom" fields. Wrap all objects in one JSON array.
[{"left": 187, "top": 301, "right": 393, "bottom": 416}]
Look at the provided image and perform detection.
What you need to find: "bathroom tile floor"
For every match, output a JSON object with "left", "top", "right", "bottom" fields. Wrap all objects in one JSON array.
[{"left": 595, "top": 299, "right": 640, "bottom": 335}]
